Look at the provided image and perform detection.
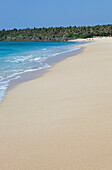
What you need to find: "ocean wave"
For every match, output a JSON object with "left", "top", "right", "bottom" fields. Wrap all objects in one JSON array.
[
  {"left": 5, "top": 54, "right": 33, "bottom": 63},
  {"left": 29, "top": 57, "right": 47, "bottom": 62},
  {"left": 47, "top": 46, "right": 80, "bottom": 57},
  {"left": 0, "top": 80, "right": 10, "bottom": 103},
  {"left": 0, "top": 63, "right": 51, "bottom": 103}
]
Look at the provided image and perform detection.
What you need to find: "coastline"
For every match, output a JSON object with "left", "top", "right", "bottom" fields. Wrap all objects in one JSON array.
[
  {"left": 1, "top": 37, "right": 112, "bottom": 169},
  {"left": 8, "top": 45, "right": 82, "bottom": 89},
  {"left": 0, "top": 43, "right": 82, "bottom": 103},
  {"left": 0, "top": 42, "right": 82, "bottom": 103}
]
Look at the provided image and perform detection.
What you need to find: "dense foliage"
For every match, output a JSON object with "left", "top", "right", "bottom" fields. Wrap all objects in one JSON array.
[{"left": 0, "top": 24, "right": 112, "bottom": 41}]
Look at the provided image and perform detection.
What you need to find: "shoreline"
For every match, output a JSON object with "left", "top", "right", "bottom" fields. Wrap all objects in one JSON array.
[
  {"left": 1, "top": 37, "right": 112, "bottom": 169},
  {"left": 0, "top": 42, "right": 83, "bottom": 104},
  {"left": 9, "top": 45, "right": 82, "bottom": 89}
]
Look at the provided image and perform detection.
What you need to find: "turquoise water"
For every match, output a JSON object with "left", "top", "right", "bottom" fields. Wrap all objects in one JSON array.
[{"left": 0, "top": 41, "right": 82, "bottom": 103}]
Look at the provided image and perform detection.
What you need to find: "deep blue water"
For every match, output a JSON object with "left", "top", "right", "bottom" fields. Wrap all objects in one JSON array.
[{"left": 0, "top": 41, "right": 82, "bottom": 103}]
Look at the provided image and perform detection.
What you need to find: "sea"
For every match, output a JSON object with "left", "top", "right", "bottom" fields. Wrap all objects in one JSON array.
[{"left": 0, "top": 41, "right": 86, "bottom": 103}]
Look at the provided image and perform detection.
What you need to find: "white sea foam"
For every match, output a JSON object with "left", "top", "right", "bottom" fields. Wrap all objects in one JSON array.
[
  {"left": 0, "top": 64, "right": 51, "bottom": 103},
  {"left": 42, "top": 48, "right": 47, "bottom": 51},
  {"left": 0, "top": 80, "right": 9, "bottom": 103},
  {"left": 29, "top": 57, "right": 46, "bottom": 62},
  {"left": 5, "top": 54, "right": 33, "bottom": 63},
  {"left": 50, "top": 47, "right": 80, "bottom": 57},
  {"left": 0, "top": 76, "right": 22, "bottom": 103}
]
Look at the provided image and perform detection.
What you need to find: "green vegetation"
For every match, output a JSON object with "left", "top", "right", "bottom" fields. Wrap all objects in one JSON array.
[{"left": 0, "top": 24, "right": 112, "bottom": 41}]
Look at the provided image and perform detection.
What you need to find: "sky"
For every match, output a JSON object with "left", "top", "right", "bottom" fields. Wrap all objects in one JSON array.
[{"left": 0, "top": 0, "right": 112, "bottom": 30}]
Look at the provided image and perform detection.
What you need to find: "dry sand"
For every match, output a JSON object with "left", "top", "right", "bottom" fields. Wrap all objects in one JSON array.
[{"left": 0, "top": 38, "right": 112, "bottom": 170}]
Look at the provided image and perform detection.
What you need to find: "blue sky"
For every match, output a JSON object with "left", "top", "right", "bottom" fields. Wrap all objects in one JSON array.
[{"left": 0, "top": 0, "right": 112, "bottom": 30}]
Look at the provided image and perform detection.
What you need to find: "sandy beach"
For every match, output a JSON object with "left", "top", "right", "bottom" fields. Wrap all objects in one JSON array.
[{"left": 0, "top": 37, "right": 112, "bottom": 170}]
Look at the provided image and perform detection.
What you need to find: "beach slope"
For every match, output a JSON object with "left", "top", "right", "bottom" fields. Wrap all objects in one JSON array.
[{"left": 0, "top": 38, "right": 112, "bottom": 170}]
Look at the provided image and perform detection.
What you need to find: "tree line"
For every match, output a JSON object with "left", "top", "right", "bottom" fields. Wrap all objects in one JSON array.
[{"left": 0, "top": 24, "right": 112, "bottom": 41}]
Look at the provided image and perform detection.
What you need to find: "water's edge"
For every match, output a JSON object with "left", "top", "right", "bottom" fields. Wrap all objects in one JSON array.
[{"left": 1, "top": 47, "right": 83, "bottom": 104}]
